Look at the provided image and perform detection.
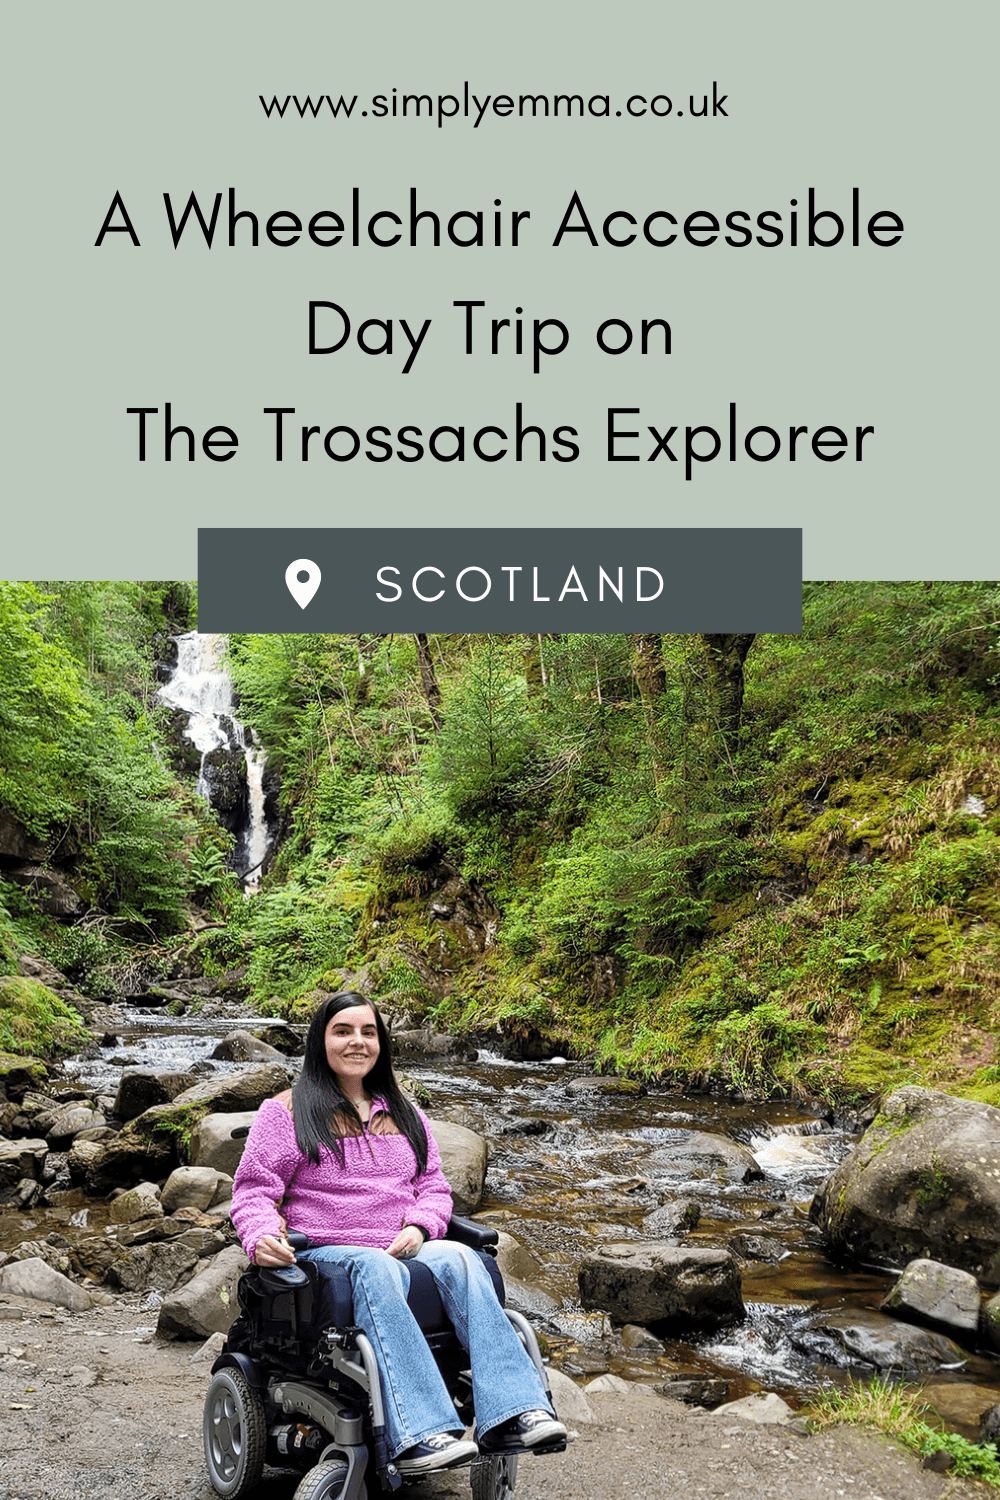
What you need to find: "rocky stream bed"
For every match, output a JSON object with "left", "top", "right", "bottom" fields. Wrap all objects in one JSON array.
[{"left": 2, "top": 985, "right": 1000, "bottom": 1499}]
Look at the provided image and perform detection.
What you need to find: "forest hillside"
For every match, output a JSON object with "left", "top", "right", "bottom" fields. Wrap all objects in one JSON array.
[{"left": 2, "top": 581, "right": 999, "bottom": 1108}]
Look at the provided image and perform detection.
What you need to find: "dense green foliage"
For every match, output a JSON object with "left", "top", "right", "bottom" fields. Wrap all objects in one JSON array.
[
  {"left": 3, "top": 582, "right": 999, "bottom": 1103},
  {"left": 0, "top": 581, "right": 203, "bottom": 944}
]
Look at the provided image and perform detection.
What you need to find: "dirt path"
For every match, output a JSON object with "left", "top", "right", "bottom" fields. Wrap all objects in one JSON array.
[{"left": 0, "top": 1292, "right": 982, "bottom": 1500}]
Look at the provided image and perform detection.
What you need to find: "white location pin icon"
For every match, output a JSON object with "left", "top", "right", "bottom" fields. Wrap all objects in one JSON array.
[{"left": 285, "top": 558, "right": 322, "bottom": 610}]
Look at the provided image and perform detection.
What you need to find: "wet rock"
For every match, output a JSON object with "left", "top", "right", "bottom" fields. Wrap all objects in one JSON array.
[
  {"left": 211, "top": 1030, "right": 285, "bottom": 1063},
  {"left": 107, "top": 1240, "right": 199, "bottom": 1294},
  {"left": 578, "top": 1242, "right": 744, "bottom": 1332},
  {"left": 812, "top": 1085, "right": 1000, "bottom": 1286},
  {"left": 711, "top": 1392, "right": 796, "bottom": 1425},
  {"left": 0, "top": 1138, "right": 48, "bottom": 1189},
  {"left": 655, "top": 1377, "right": 731, "bottom": 1407},
  {"left": 645, "top": 1130, "right": 764, "bottom": 1185},
  {"left": 0, "top": 1256, "right": 99, "bottom": 1312},
  {"left": 428, "top": 1117, "right": 487, "bottom": 1215},
  {"left": 642, "top": 1197, "right": 701, "bottom": 1237},
  {"left": 188, "top": 1111, "right": 256, "bottom": 1175},
  {"left": 160, "top": 1165, "right": 233, "bottom": 1214},
  {"left": 795, "top": 1308, "right": 965, "bottom": 1375},
  {"left": 112, "top": 1070, "right": 198, "bottom": 1122},
  {"left": 108, "top": 1182, "right": 163, "bottom": 1226},
  {"left": 729, "top": 1232, "right": 788, "bottom": 1263},
  {"left": 566, "top": 1076, "right": 647, "bottom": 1099},
  {"left": 621, "top": 1323, "right": 665, "bottom": 1353},
  {"left": 156, "top": 1243, "right": 248, "bottom": 1339},
  {"left": 880, "top": 1257, "right": 981, "bottom": 1339},
  {"left": 135, "top": 985, "right": 191, "bottom": 1009},
  {"left": 499, "top": 1116, "right": 551, "bottom": 1137}
]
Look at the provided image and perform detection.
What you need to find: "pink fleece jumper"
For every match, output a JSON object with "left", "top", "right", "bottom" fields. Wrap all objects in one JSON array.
[{"left": 230, "top": 1096, "right": 454, "bottom": 1263}]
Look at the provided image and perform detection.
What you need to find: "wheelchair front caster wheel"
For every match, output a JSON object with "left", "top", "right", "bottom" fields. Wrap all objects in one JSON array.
[
  {"left": 203, "top": 1367, "right": 267, "bottom": 1498},
  {"left": 293, "top": 1458, "right": 352, "bottom": 1500},
  {"left": 471, "top": 1452, "right": 519, "bottom": 1500}
]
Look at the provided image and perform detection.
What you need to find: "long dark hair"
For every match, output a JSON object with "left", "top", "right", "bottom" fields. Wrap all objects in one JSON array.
[{"left": 291, "top": 992, "right": 429, "bottom": 1173}]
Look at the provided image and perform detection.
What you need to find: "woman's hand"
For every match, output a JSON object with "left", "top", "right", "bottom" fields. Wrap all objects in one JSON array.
[
  {"left": 387, "top": 1225, "right": 426, "bottom": 1260},
  {"left": 254, "top": 1233, "right": 296, "bottom": 1267}
]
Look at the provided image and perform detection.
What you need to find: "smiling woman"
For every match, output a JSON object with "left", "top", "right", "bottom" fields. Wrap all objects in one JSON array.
[{"left": 230, "top": 992, "right": 566, "bottom": 1474}]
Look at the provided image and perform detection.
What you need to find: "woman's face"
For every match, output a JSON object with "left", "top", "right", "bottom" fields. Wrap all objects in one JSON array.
[{"left": 323, "top": 1004, "right": 380, "bottom": 1092}]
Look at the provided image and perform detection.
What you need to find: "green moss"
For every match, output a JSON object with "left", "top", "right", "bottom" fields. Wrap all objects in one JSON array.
[{"left": 0, "top": 976, "right": 88, "bottom": 1058}]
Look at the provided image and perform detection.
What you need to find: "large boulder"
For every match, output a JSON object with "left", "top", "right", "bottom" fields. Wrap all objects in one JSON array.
[
  {"left": 578, "top": 1242, "right": 744, "bottom": 1331},
  {"left": 166, "top": 1064, "right": 293, "bottom": 1115},
  {"left": 211, "top": 1030, "right": 285, "bottom": 1063},
  {"left": 106, "top": 1241, "right": 200, "bottom": 1294},
  {"left": 812, "top": 1086, "right": 1000, "bottom": 1286},
  {"left": 0, "top": 1256, "right": 99, "bottom": 1312},
  {"left": 880, "top": 1257, "right": 981, "bottom": 1340},
  {"left": 156, "top": 1244, "right": 247, "bottom": 1339},
  {"left": 160, "top": 1165, "right": 233, "bottom": 1214},
  {"left": 86, "top": 1065, "right": 292, "bottom": 1194},
  {"left": 792, "top": 1308, "right": 966, "bottom": 1375},
  {"left": 189, "top": 1111, "right": 257, "bottom": 1175},
  {"left": 34, "top": 1103, "right": 105, "bottom": 1144},
  {"left": 427, "top": 1117, "right": 487, "bottom": 1215},
  {"left": 78, "top": 1129, "right": 175, "bottom": 1196}
]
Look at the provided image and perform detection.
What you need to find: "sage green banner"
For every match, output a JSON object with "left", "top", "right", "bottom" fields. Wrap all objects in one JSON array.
[{"left": 4, "top": 3, "right": 996, "bottom": 579}]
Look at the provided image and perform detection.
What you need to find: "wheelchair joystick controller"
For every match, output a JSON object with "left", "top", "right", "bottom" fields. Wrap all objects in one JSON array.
[{"left": 259, "top": 1231, "right": 311, "bottom": 1291}]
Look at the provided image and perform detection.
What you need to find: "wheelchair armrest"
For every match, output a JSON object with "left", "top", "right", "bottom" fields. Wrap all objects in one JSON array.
[{"left": 445, "top": 1215, "right": 499, "bottom": 1251}]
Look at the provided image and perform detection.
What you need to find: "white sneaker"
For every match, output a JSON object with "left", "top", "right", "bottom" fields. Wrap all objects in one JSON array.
[{"left": 395, "top": 1433, "right": 479, "bottom": 1473}]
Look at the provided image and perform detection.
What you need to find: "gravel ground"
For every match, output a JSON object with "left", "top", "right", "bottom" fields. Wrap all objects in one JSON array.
[{"left": 0, "top": 1292, "right": 984, "bottom": 1500}]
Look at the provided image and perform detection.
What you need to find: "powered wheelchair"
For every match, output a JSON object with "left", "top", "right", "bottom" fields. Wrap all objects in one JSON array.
[{"left": 203, "top": 1215, "right": 564, "bottom": 1500}]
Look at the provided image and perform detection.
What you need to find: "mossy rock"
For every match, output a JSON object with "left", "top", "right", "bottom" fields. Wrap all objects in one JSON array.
[
  {"left": 813, "top": 1085, "right": 1000, "bottom": 1286},
  {"left": 0, "top": 1051, "right": 49, "bottom": 1102},
  {"left": 0, "top": 976, "right": 88, "bottom": 1059}
]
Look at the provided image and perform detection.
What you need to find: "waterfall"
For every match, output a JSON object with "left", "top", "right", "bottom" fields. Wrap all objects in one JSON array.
[{"left": 157, "top": 632, "right": 272, "bottom": 891}]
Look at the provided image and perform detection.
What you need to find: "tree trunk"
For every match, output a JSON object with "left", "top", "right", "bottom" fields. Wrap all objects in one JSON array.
[
  {"left": 699, "top": 634, "right": 756, "bottom": 751},
  {"left": 413, "top": 633, "right": 443, "bottom": 733},
  {"left": 630, "top": 633, "right": 668, "bottom": 789}
]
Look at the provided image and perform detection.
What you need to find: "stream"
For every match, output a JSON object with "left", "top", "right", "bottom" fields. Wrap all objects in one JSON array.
[{"left": 11, "top": 1005, "right": 1000, "bottom": 1425}]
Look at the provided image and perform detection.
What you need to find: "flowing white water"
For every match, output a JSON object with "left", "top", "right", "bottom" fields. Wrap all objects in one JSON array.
[{"left": 157, "top": 632, "right": 271, "bottom": 886}]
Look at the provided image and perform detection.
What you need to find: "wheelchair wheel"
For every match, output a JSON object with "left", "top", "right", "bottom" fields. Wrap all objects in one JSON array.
[
  {"left": 470, "top": 1452, "right": 519, "bottom": 1500},
  {"left": 293, "top": 1458, "right": 352, "bottom": 1500},
  {"left": 203, "top": 1367, "right": 267, "bottom": 1498}
]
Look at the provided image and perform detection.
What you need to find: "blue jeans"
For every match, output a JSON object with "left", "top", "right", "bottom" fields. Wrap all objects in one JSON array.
[{"left": 298, "top": 1241, "right": 552, "bottom": 1459}]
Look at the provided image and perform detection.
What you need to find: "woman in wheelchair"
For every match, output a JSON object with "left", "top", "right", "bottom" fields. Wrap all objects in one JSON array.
[{"left": 230, "top": 992, "right": 566, "bottom": 1478}]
